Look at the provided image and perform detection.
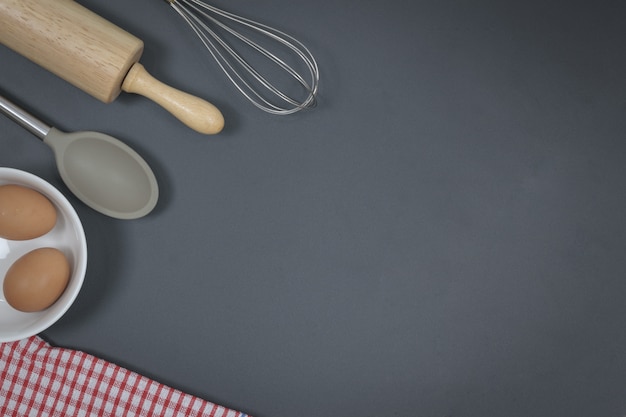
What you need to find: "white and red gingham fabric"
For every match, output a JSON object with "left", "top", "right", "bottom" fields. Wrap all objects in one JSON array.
[{"left": 0, "top": 336, "right": 250, "bottom": 417}]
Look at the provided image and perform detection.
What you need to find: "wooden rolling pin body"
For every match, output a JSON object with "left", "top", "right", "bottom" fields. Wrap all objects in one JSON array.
[{"left": 0, "top": 0, "right": 224, "bottom": 134}]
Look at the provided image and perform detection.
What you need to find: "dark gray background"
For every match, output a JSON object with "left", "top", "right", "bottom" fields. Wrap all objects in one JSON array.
[{"left": 1, "top": 0, "right": 625, "bottom": 416}]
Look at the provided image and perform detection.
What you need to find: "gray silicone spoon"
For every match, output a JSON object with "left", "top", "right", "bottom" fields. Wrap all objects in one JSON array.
[{"left": 0, "top": 94, "right": 158, "bottom": 219}]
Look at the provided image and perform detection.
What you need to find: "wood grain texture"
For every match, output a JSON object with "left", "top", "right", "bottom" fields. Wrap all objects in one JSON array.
[{"left": 0, "top": 0, "right": 143, "bottom": 103}]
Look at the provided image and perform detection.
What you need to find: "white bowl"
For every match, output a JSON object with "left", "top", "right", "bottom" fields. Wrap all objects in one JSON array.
[{"left": 0, "top": 167, "right": 87, "bottom": 342}]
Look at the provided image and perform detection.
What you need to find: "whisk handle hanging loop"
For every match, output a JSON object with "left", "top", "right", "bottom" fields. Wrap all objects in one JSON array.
[{"left": 122, "top": 63, "right": 224, "bottom": 134}]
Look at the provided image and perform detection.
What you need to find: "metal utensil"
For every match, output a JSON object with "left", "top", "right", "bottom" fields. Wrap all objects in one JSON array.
[{"left": 166, "top": 0, "right": 319, "bottom": 115}]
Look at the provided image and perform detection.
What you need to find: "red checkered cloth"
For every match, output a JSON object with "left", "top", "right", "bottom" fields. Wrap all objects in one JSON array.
[{"left": 0, "top": 336, "right": 250, "bottom": 417}]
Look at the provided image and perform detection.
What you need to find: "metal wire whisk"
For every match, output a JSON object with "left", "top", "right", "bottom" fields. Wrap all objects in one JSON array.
[{"left": 166, "top": 0, "right": 319, "bottom": 115}]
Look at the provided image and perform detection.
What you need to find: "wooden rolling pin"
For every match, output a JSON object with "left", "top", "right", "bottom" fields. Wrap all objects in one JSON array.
[{"left": 0, "top": 0, "right": 224, "bottom": 134}]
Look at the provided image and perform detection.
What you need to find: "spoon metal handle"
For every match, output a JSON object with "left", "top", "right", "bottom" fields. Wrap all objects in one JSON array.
[{"left": 0, "top": 94, "right": 51, "bottom": 140}]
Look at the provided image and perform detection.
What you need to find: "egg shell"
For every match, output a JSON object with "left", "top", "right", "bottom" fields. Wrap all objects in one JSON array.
[
  {"left": 0, "top": 184, "right": 57, "bottom": 240},
  {"left": 3, "top": 247, "right": 71, "bottom": 312}
]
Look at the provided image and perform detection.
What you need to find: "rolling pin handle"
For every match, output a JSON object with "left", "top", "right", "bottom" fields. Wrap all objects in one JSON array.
[{"left": 121, "top": 63, "right": 224, "bottom": 135}]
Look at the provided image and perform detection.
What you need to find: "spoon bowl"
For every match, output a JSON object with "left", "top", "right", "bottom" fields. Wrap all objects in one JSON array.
[{"left": 45, "top": 128, "right": 158, "bottom": 219}]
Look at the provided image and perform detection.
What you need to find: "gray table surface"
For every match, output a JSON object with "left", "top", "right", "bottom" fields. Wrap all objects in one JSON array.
[{"left": 2, "top": 0, "right": 626, "bottom": 416}]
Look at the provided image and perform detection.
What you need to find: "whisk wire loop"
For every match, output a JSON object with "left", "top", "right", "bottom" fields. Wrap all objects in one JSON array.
[{"left": 168, "top": 0, "right": 319, "bottom": 115}]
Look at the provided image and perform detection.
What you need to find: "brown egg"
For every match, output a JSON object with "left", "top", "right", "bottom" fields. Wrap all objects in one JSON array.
[
  {"left": 3, "top": 248, "right": 71, "bottom": 312},
  {"left": 0, "top": 184, "right": 57, "bottom": 240}
]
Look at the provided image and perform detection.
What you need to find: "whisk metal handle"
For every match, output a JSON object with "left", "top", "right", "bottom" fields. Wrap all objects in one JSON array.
[{"left": 122, "top": 63, "right": 224, "bottom": 134}]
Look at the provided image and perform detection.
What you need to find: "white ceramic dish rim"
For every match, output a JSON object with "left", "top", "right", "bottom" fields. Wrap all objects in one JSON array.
[{"left": 0, "top": 167, "right": 87, "bottom": 342}]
